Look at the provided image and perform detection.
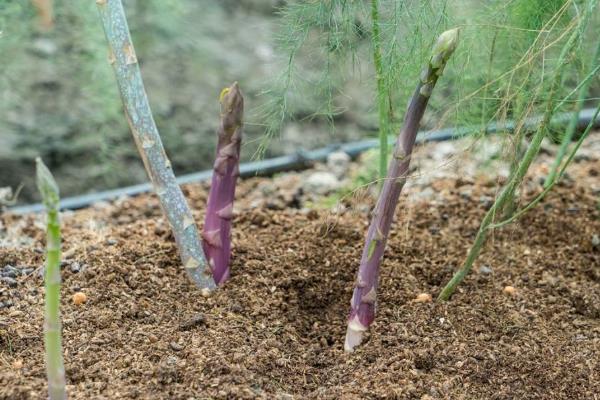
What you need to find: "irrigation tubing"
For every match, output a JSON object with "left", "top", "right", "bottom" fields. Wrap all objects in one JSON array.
[{"left": 7, "top": 107, "right": 598, "bottom": 215}]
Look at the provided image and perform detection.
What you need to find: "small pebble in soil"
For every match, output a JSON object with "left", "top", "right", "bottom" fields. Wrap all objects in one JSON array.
[
  {"left": 479, "top": 265, "right": 493, "bottom": 274},
  {"left": 414, "top": 293, "right": 432, "bottom": 303},
  {"left": 0, "top": 299, "right": 13, "bottom": 309},
  {"left": 303, "top": 171, "right": 340, "bottom": 195},
  {"left": 1, "top": 277, "right": 18, "bottom": 288},
  {"left": 72, "top": 292, "right": 87, "bottom": 305},
  {"left": 592, "top": 234, "right": 599, "bottom": 248},
  {"left": 70, "top": 262, "right": 82, "bottom": 273},
  {"left": 178, "top": 314, "right": 207, "bottom": 331},
  {"left": 326, "top": 151, "right": 351, "bottom": 179},
  {"left": 169, "top": 342, "right": 184, "bottom": 352},
  {"left": 1, "top": 265, "right": 18, "bottom": 278},
  {"left": 479, "top": 195, "right": 494, "bottom": 209},
  {"left": 503, "top": 286, "right": 516, "bottom": 295}
]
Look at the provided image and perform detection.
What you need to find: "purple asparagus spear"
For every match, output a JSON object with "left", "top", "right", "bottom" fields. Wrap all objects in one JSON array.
[
  {"left": 345, "top": 29, "right": 459, "bottom": 352},
  {"left": 202, "top": 83, "right": 244, "bottom": 285}
]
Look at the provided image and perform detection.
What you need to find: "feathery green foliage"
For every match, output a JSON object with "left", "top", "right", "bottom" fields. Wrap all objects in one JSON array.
[
  {"left": 256, "top": 0, "right": 448, "bottom": 158},
  {"left": 438, "top": 0, "right": 598, "bottom": 301},
  {"left": 545, "top": 37, "right": 600, "bottom": 186}
]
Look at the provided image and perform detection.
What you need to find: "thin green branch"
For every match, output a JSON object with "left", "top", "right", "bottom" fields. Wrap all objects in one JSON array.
[
  {"left": 491, "top": 104, "right": 600, "bottom": 229},
  {"left": 545, "top": 38, "right": 600, "bottom": 186},
  {"left": 371, "top": 0, "right": 390, "bottom": 183},
  {"left": 437, "top": 5, "right": 593, "bottom": 301}
]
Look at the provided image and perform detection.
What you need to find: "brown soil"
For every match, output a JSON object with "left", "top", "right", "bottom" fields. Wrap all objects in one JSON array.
[{"left": 1, "top": 162, "right": 599, "bottom": 399}]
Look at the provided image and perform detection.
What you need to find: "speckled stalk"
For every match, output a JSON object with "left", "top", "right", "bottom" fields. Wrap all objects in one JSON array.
[
  {"left": 202, "top": 83, "right": 244, "bottom": 285},
  {"left": 345, "top": 29, "right": 459, "bottom": 352},
  {"left": 96, "top": 0, "right": 214, "bottom": 289},
  {"left": 36, "top": 158, "right": 67, "bottom": 400}
]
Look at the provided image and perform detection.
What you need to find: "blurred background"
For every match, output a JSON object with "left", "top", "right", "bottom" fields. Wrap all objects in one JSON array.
[{"left": 1, "top": 0, "right": 598, "bottom": 203}]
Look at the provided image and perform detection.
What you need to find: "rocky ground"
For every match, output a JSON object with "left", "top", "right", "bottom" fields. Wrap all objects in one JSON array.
[
  {"left": 239, "top": 133, "right": 600, "bottom": 212},
  {"left": 0, "top": 134, "right": 599, "bottom": 399}
]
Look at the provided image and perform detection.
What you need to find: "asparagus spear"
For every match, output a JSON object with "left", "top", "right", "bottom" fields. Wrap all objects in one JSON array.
[
  {"left": 36, "top": 158, "right": 67, "bottom": 400},
  {"left": 95, "top": 0, "right": 215, "bottom": 289},
  {"left": 345, "top": 29, "right": 459, "bottom": 352},
  {"left": 202, "top": 83, "right": 244, "bottom": 285}
]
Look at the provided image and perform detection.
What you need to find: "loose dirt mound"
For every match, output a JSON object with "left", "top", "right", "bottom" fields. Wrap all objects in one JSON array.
[{"left": 1, "top": 164, "right": 599, "bottom": 399}]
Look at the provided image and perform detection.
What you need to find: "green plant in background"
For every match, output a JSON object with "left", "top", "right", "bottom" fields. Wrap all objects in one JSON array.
[
  {"left": 498, "top": 0, "right": 571, "bottom": 216},
  {"left": 254, "top": 0, "right": 363, "bottom": 159},
  {"left": 256, "top": 0, "right": 448, "bottom": 160},
  {"left": 0, "top": 1, "right": 257, "bottom": 203},
  {"left": 96, "top": 0, "right": 214, "bottom": 290},
  {"left": 495, "top": 104, "right": 600, "bottom": 229},
  {"left": 370, "top": 0, "right": 390, "bottom": 182},
  {"left": 545, "top": 37, "right": 600, "bottom": 186},
  {"left": 31, "top": 0, "right": 54, "bottom": 30},
  {"left": 36, "top": 157, "right": 67, "bottom": 400},
  {"left": 438, "top": 0, "right": 598, "bottom": 301}
]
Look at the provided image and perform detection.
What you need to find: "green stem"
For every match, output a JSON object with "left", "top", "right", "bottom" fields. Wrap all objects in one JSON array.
[
  {"left": 371, "top": 0, "right": 389, "bottom": 183},
  {"left": 36, "top": 158, "right": 67, "bottom": 400},
  {"left": 545, "top": 39, "right": 600, "bottom": 187},
  {"left": 437, "top": 14, "right": 589, "bottom": 301},
  {"left": 491, "top": 104, "right": 600, "bottom": 230},
  {"left": 480, "top": 29, "right": 498, "bottom": 129}
]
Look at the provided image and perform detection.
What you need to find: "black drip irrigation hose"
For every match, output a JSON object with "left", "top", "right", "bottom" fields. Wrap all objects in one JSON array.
[{"left": 7, "top": 108, "right": 599, "bottom": 215}]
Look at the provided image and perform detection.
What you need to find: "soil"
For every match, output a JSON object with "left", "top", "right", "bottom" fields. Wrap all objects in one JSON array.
[{"left": 1, "top": 141, "right": 599, "bottom": 399}]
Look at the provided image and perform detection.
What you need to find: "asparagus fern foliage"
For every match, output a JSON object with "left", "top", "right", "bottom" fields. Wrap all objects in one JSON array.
[
  {"left": 437, "top": 0, "right": 597, "bottom": 301},
  {"left": 345, "top": 29, "right": 459, "bottom": 352},
  {"left": 202, "top": 83, "right": 244, "bottom": 285}
]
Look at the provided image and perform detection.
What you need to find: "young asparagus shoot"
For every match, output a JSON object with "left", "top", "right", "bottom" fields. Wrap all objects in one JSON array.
[
  {"left": 36, "top": 158, "right": 67, "bottom": 400},
  {"left": 202, "top": 83, "right": 244, "bottom": 285},
  {"left": 345, "top": 29, "right": 459, "bottom": 352},
  {"left": 96, "top": 0, "right": 215, "bottom": 289}
]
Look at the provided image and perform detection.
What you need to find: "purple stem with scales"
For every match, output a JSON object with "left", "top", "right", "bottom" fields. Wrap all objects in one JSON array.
[
  {"left": 202, "top": 83, "right": 244, "bottom": 285},
  {"left": 345, "top": 29, "right": 459, "bottom": 352}
]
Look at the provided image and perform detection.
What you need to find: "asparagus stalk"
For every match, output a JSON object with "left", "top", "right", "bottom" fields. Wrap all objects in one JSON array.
[
  {"left": 96, "top": 0, "right": 215, "bottom": 289},
  {"left": 344, "top": 29, "right": 459, "bottom": 352},
  {"left": 36, "top": 158, "right": 67, "bottom": 400},
  {"left": 202, "top": 83, "right": 244, "bottom": 285}
]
